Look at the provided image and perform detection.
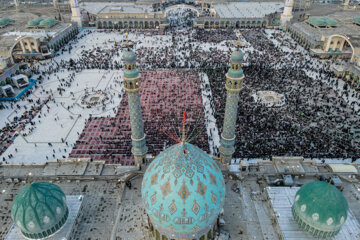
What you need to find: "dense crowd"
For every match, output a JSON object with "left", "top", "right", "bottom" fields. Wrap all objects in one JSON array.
[
  {"left": 207, "top": 30, "right": 359, "bottom": 159},
  {"left": 1, "top": 13, "right": 359, "bottom": 163}
]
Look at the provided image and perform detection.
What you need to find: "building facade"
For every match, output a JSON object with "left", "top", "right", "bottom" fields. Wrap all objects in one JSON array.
[{"left": 94, "top": 2, "right": 283, "bottom": 30}]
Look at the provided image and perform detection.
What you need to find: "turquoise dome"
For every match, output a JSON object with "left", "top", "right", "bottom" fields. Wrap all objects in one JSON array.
[
  {"left": 141, "top": 143, "right": 225, "bottom": 239},
  {"left": 0, "top": 18, "right": 12, "bottom": 26},
  {"left": 122, "top": 49, "right": 136, "bottom": 63},
  {"left": 227, "top": 68, "right": 244, "bottom": 78},
  {"left": 292, "top": 181, "right": 348, "bottom": 238},
  {"left": 27, "top": 17, "right": 44, "bottom": 27},
  {"left": 231, "top": 49, "right": 244, "bottom": 63},
  {"left": 11, "top": 182, "right": 69, "bottom": 239},
  {"left": 124, "top": 68, "right": 139, "bottom": 78}
]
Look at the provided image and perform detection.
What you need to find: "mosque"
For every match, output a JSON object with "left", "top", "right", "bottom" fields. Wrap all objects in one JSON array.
[{"left": 4, "top": 33, "right": 356, "bottom": 240}]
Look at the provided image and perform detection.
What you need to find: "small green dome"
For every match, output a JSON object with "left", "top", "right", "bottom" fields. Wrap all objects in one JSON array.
[
  {"left": 122, "top": 49, "right": 136, "bottom": 63},
  {"left": 231, "top": 49, "right": 244, "bottom": 63},
  {"left": 11, "top": 182, "right": 69, "bottom": 239},
  {"left": 292, "top": 181, "right": 348, "bottom": 238},
  {"left": 39, "top": 18, "right": 56, "bottom": 27},
  {"left": 27, "top": 17, "right": 44, "bottom": 26},
  {"left": 227, "top": 68, "right": 243, "bottom": 78},
  {"left": 124, "top": 68, "right": 139, "bottom": 78},
  {"left": 0, "top": 18, "right": 13, "bottom": 26}
]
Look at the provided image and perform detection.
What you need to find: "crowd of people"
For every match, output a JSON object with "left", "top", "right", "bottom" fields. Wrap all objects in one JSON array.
[
  {"left": 207, "top": 30, "right": 359, "bottom": 159},
  {"left": 1, "top": 16, "right": 359, "bottom": 164},
  {"left": 70, "top": 70, "right": 209, "bottom": 164}
]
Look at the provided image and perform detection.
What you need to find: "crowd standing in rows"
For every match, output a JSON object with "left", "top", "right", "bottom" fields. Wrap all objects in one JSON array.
[{"left": 1, "top": 9, "right": 359, "bottom": 164}]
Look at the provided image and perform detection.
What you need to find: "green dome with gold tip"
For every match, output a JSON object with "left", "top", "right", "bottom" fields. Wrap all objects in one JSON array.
[
  {"left": 292, "top": 181, "right": 348, "bottom": 238},
  {"left": 230, "top": 49, "right": 244, "bottom": 63},
  {"left": 141, "top": 143, "right": 225, "bottom": 239},
  {"left": 11, "top": 182, "right": 69, "bottom": 239},
  {"left": 122, "top": 48, "right": 136, "bottom": 63}
]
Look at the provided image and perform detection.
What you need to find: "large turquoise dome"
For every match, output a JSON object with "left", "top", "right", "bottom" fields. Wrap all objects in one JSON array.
[
  {"left": 292, "top": 181, "right": 348, "bottom": 238},
  {"left": 11, "top": 182, "right": 69, "bottom": 239},
  {"left": 141, "top": 143, "right": 225, "bottom": 239}
]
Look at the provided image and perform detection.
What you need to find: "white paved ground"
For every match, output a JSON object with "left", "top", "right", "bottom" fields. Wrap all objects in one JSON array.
[
  {"left": 0, "top": 29, "right": 359, "bottom": 165},
  {"left": 2, "top": 69, "right": 124, "bottom": 164}
]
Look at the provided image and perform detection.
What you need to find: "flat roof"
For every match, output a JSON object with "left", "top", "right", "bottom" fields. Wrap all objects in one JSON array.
[
  {"left": 292, "top": 11, "right": 360, "bottom": 44},
  {"left": 213, "top": 2, "right": 284, "bottom": 19},
  {"left": 92, "top": 3, "right": 152, "bottom": 15},
  {"left": 328, "top": 164, "right": 358, "bottom": 174}
]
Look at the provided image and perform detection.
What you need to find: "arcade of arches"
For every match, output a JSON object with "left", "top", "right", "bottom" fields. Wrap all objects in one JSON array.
[{"left": 96, "top": 19, "right": 269, "bottom": 30}]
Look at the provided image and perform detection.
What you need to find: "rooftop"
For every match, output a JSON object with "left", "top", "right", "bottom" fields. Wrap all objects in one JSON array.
[
  {"left": 213, "top": 2, "right": 284, "bottom": 19},
  {"left": 292, "top": 11, "right": 360, "bottom": 45},
  {"left": 87, "top": 3, "right": 152, "bottom": 15},
  {"left": 307, "top": 16, "right": 338, "bottom": 27},
  {"left": 0, "top": 159, "right": 359, "bottom": 240}
]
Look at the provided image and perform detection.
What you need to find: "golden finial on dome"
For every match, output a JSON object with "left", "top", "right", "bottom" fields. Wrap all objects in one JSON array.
[
  {"left": 182, "top": 111, "right": 188, "bottom": 156},
  {"left": 125, "top": 31, "right": 130, "bottom": 50},
  {"left": 182, "top": 111, "right": 186, "bottom": 144},
  {"left": 235, "top": 31, "right": 244, "bottom": 50}
]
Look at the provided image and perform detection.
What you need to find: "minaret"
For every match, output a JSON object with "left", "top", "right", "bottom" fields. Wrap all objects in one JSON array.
[
  {"left": 219, "top": 32, "right": 244, "bottom": 164},
  {"left": 53, "top": 0, "right": 58, "bottom": 10},
  {"left": 122, "top": 34, "right": 147, "bottom": 167},
  {"left": 280, "top": 0, "right": 294, "bottom": 26},
  {"left": 14, "top": 0, "right": 19, "bottom": 10},
  {"left": 69, "top": 0, "right": 83, "bottom": 27}
]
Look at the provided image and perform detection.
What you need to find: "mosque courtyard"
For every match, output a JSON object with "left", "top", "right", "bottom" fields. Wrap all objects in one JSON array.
[
  {"left": 0, "top": 28, "right": 359, "bottom": 166},
  {"left": 0, "top": 5, "right": 359, "bottom": 240},
  {"left": 0, "top": 1, "right": 360, "bottom": 239}
]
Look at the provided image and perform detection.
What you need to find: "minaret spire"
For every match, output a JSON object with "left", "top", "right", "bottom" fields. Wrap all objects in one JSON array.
[
  {"left": 125, "top": 31, "right": 130, "bottom": 50},
  {"left": 182, "top": 111, "right": 186, "bottom": 144},
  {"left": 280, "top": 0, "right": 294, "bottom": 26},
  {"left": 122, "top": 37, "right": 148, "bottom": 167},
  {"left": 219, "top": 32, "right": 245, "bottom": 164},
  {"left": 236, "top": 31, "right": 242, "bottom": 50},
  {"left": 70, "top": 0, "right": 83, "bottom": 27}
]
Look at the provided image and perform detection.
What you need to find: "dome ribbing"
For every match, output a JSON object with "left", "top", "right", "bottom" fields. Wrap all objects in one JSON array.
[{"left": 11, "top": 182, "right": 69, "bottom": 239}]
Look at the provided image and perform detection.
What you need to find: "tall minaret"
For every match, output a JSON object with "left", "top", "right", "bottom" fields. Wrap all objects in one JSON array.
[
  {"left": 53, "top": 0, "right": 58, "bottom": 10},
  {"left": 14, "top": 0, "right": 19, "bottom": 10},
  {"left": 219, "top": 32, "right": 244, "bottom": 164},
  {"left": 280, "top": 0, "right": 294, "bottom": 26},
  {"left": 70, "top": 0, "right": 83, "bottom": 27},
  {"left": 122, "top": 35, "right": 148, "bottom": 167}
]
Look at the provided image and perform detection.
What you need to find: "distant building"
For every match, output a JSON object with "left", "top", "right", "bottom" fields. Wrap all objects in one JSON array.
[
  {"left": 91, "top": 1, "right": 284, "bottom": 30},
  {"left": 285, "top": 12, "right": 360, "bottom": 87},
  {"left": 0, "top": 19, "right": 78, "bottom": 64}
]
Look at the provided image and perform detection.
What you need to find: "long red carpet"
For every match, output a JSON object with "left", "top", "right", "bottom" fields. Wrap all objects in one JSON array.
[{"left": 69, "top": 70, "right": 209, "bottom": 164}]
